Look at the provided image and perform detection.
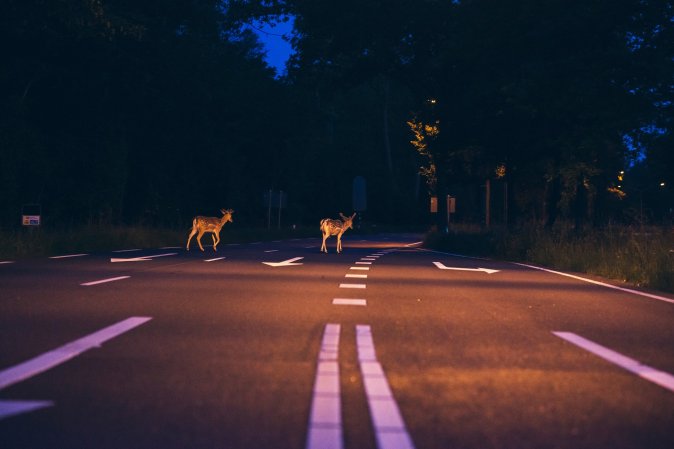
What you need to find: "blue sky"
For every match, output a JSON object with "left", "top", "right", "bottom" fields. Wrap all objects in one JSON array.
[{"left": 252, "top": 18, "right": 295, "bottom": 76}]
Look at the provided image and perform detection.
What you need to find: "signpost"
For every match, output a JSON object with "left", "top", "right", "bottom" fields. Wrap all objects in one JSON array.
[{"left": 264, "top": 190, "right": 287, "bottom": 230}]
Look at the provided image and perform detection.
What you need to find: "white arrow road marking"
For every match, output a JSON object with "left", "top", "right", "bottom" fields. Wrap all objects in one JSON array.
[
  {"left": 433, "top": 261, "right": 499, "bottom": 274},
  {"left": 262, "top": 256, "right": 304, "bottom": 267},
  {"left": 110, "top": 252, "right": 177, "bottom": 263}
]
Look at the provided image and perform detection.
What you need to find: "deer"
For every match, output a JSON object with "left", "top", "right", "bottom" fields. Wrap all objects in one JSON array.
[
  {"left": 320, "top": 212, "right": 356, "bottom": 253},
  {"left": 186, "top": 209, "right": 234, "bottom": 252}
]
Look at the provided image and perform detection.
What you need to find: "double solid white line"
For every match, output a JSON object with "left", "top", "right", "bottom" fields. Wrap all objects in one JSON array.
[{"left": 306, "top": 324, "right": 415, "bottom": 449}]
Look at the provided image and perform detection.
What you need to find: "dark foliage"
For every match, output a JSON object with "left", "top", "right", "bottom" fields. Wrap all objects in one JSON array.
[{"left": 2, "top": 1, "right": 672, "bottom": 229}]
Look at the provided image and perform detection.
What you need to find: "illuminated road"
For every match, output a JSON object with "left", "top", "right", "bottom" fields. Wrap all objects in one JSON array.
[{"left": 1, "top": 234, "right": 673, "bottom": 449}]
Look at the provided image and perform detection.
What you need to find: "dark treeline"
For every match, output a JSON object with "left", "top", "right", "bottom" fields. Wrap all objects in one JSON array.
[{"left": 2, "top": 1, "right": 672, "bottom": 230}]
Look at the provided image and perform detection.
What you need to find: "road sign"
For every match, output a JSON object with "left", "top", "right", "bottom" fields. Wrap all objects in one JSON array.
[{"left": 21, "top": 203, "right": 41, "bottom": 226}]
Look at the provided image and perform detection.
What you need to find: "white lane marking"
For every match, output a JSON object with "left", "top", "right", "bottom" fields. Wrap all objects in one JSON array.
[
  {"left": 516, "top": 263, "right": 674, "bottom": 305},
  {"left": 0, "top": 317, "right": 152, "bottom": 391},
  {"left": 112, "top": 249, "right": 142, "bottom": 253},
  {"left": 205, "top": 257, "right": 226, "bottom": 262},
  {"left": 405, "top": 241, "right": 423, "bottom": 247},
  {"left": 110, "top": 252, "right": 178, "bottom": 263},
  {"left": 332, "top": 299, "right": 367, "bottom": 306},
  {"left": 356, "top": 261, "right": 372, "bottom": 265},
  {"left": 306, "top": 324, "right": 343, "bottom": 449},
  {"left": 553, "top": 332, "right": 674, "bottom": 393},
  {"left": 226, "top": 243, "right": 240, "bottom": 246},
  {"left": 350, "top": 266, "right": 370, "bottom": 271},
  {"left": 159, "top": 246, "right": 182, "bottom": 249},
  {"left": 340, "top": 283, "right": 366, "bottom": 289},
  {"left": 356, "top": 325, "right": 415, "bottom": 449},
  {"left": 262, "top": 256, "right": 304, "bottom": 267},
  {"left": 264, "top": 249, "right": 279, "bottom": 253},
  {"left": 366, "top": 255, "right": 380, "bottom": 258},
  {"left": 304, "top": 246, "right": 317, "bottom": 249},
  {"left": 49, "top": 253, "right": 88, "bottom": 259},
  {"left": 0, "top": 400, "right": 54, "bottom": 420},
  {"left": 80, "top": 276, "right": 130, "bottom": 286},
  {"left": 0, "top": 261, "right": 14, "bottom": 265},
  {"left": 433, "top": 261, "right": 499, "bottom": 274},
  {"left": 345, "top": 274, "right": 368, "bottom": 279}
]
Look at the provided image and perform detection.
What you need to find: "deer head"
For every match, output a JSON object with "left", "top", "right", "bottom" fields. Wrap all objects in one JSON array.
[
  {"left": 220, "top": 209, "right": 234, "bottom": 223},
  {"left": 339, "top": 212, "right": 356, "bottom": 229}
]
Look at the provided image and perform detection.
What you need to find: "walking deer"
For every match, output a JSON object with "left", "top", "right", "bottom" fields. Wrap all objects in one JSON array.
[
  {"left": 320, "top": 212, "right": 356, "bottom": 253},
  {"left": 186, "top": 209, "right": 234, "bottom": 252}
]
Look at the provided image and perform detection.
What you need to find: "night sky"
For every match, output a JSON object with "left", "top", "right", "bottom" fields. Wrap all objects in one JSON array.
[{"left": 253, "top": 19, "right": 294, "bottom": 76}]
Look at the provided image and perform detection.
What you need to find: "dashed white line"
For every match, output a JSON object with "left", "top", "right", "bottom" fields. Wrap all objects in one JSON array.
[
  {"left": 264, "top": 249, "right": 279, "bottom": 253},
  {"left": 356, "top": 325, "right": 415, "bottom": 449},
  {"left": 350, "top": 266, "right": 370, "bottom": 271},
  {"left": 306, "top": 324, "right": 343, "bottom": 449},
  {"left": 553, "top": 331, "right": 674, "bottom": 393},
  {"left": 204, "top": 257, "right": 226, "bottom": 262},
  {"left": 80, "top": 276, "right": 130, "bottom": 286},
  {"left": 0, "top": 261, "right": 14, "bottom": 265},
  {"left": 332, "top": 299, "right": 367, "bottom": 306},
  {"left": 112, "top": 249, "right": 142, "bottom": 253},
  {"left": 340, "top": 283, "right": 366, "bottom": 289},
  {"left": 345, "top": 274, "right": 367, "bottom": 279},
  {"left": 355, "top": 261, "right": 372, "bottom": 265},
  {"left": 0, "top": 317, "right": 152, "bottom": 391},
  {"left": 49, "top": 253, "right": 88, "bottom": 259}
]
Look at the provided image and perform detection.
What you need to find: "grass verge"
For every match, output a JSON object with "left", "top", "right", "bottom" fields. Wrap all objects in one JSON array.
[
  {"left": 0, "top": 225, "right": 317, "bottom": 259},
  {"left": 424, "top": 224, "right": 674, "bottom": 293}
]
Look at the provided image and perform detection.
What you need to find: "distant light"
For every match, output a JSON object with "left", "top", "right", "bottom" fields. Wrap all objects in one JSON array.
[{"left": 661, "top": 182, "right": 666, "bottom": 187}]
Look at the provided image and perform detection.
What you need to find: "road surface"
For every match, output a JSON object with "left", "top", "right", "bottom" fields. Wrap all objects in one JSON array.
[{"left": 1, "top": 234, "right": 673, "bottom": 449}]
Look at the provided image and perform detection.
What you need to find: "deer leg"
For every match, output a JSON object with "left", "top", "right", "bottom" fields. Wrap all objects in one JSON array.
[
  {"left": 197, "top": 231, "right": 206, "bottom": 251},
  {"left": 212, "top": 232, "right": 220, "bottom": 251},
  {"left": 321, "top": 233, "right": 328, "bottom": 253},
  {"left": 336, "top": 234, "right": 342, "bottom": 253},
  {"left": 187, "top": 227, "right": 198, "bottom": 250}
]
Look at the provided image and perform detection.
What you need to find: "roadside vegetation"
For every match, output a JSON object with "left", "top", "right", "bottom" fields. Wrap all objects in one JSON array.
[
  {"left": 424, "top": 224, "right": 674, "bottom": 293},
  {"left": 0, "top": 225, "right": 317, "bottom": 260}
]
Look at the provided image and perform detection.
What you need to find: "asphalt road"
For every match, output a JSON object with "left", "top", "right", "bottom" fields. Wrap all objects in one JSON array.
[{"left": 1, "top": 233, "right": 673, "bottom": 449}]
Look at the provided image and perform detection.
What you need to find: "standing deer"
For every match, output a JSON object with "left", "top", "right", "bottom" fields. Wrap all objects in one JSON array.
[
  {"left": 320, "top": 212, "right": 356, "bottom": 253},
  {"left": 186, "top": 209, "right": 234, "bottom": 252}
]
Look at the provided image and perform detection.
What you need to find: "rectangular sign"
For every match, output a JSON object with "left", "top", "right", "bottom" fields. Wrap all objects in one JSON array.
[{"left": 22, "top": 215, "right": 40, "bottom": 226}]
